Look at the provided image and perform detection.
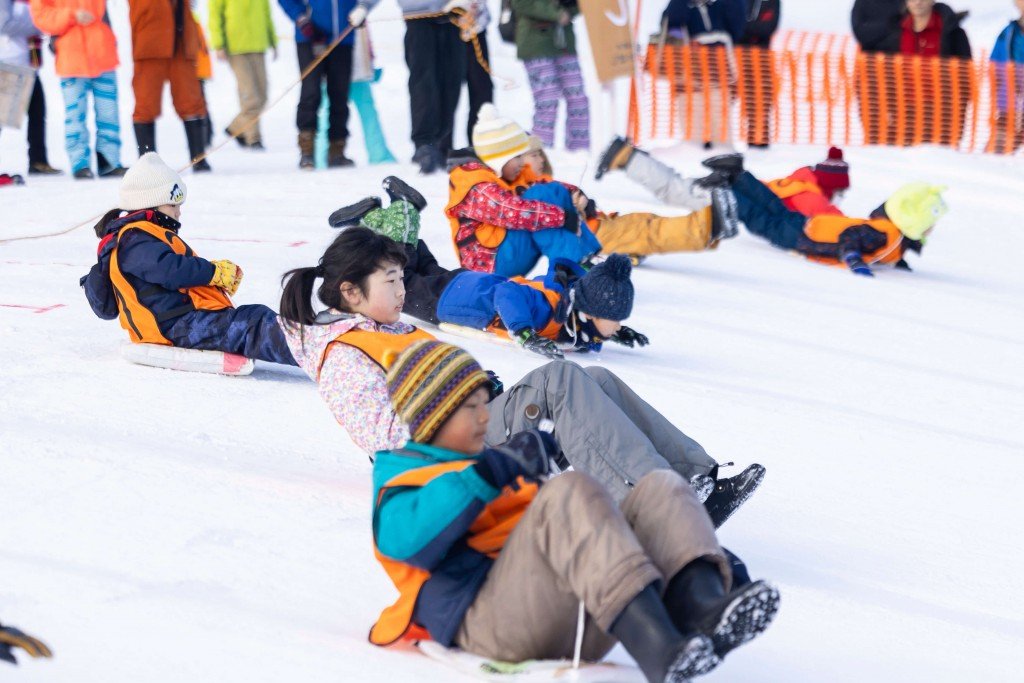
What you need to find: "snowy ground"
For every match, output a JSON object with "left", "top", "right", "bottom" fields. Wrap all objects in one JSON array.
[{"left": 2, "top": 1, "right": 1023, "bottom": 681}]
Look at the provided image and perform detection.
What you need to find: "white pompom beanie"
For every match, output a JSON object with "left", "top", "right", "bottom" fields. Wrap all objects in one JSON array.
[
  {"left": 119, "top": 152, "right": 187, "bottom": 211},
  {"left": 471, "top": 103, "right": 530, "bottom": 175}
]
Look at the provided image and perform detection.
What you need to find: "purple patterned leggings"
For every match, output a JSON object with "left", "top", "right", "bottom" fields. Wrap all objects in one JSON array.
[{"left": 524, "top": 54, "right": 590, "bottom": 151}]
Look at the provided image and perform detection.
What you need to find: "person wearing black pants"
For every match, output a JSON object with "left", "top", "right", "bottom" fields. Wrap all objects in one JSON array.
[
  {"left": 296, "top": 41, "right": 354, "bottom": 165},
  {"left": 462, "top": 1, "right": 494, "bottom": 146},
  {"left": 26, "top": 75, "right": 60, "bottom": 174},
  {"left": 404, "top": 14, "right": 467, "bottom": 174}
]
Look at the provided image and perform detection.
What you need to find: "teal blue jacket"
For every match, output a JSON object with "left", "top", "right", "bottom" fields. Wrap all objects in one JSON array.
[{"left": 372, "top": 442, "right": 501, "bottom": 646}]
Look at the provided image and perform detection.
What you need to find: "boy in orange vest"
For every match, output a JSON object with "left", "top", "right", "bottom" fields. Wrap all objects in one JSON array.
[
  {"left": 705, "top": 155, "right": 947, "bottom": 277},
  {"left": 369, "top": 340, "right": 779, "bottom": 681},
  {"left": 80, "top": 152, "right": 296, "bottom": 363}
]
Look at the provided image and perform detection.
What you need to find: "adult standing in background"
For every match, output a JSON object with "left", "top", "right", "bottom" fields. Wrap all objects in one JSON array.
[
  {"left": 736, "top": 0, "right": 779, "bottom": 148},
  {"left": 398, "top": 0, "right": 468, "bottom": 175},
  {"left": 209, "top": 0, "right": 277, "bottom": 150},
  {"left": 850, "top": 0, "right": 903, "bottom": 145},
  {"left": 278, "top": 0, "right": 376, "bottom": 169},
  {"left": 29, "top": 0, "right": 126, "bottom": 178},
  {"left": 851, "top": 0, "right": 904, "bottom": 53},
  {"left": 988, "top": 0, "right": 1024, "bottom": 153},
  {"left": 127, "top": 0, "right": 212, "bottom": 171},
  {"left": 459, "top": 0, "right": 492, "bottom": 147},
  {"left": 1, "top": 0, "right": 62, "bottom": 175}
]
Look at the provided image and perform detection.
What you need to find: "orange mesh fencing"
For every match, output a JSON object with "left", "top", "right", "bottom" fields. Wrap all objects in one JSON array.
[{"left": 628, "top": 30, "right": 1024, "bottom": 155}]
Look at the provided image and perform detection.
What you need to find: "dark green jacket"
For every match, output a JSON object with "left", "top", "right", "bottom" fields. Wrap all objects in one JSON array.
[{"left": 512, "top": 0, "right": 578, "bottom": 61}]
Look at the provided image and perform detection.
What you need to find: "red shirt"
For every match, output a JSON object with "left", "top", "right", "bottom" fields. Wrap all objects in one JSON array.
[{"left": 900, "top": 12, "right": 943, "bottom": 57}]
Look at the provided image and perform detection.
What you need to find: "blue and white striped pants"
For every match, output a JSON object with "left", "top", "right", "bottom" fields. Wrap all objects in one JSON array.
[{"left": 60, "top": 71, "right": 122, "bottom": 173}]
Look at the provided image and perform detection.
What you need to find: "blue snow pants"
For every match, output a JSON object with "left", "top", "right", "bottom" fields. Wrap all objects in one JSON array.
[
  {"left": 165, "top": 305, "right": 297, "bottom": 366},
  {"left": 732, "top": 170, "right": 808, "bottom": 251},
  {"left": 493, "top": 225, "right": 601, "bottom": 278},
  {"left": 60, "top": 71, "right": 122, "bottom": 174}
]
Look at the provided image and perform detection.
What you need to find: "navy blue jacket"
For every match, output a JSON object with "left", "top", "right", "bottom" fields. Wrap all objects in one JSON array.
[
  {"left": 81, "top": 210, "right": 216, "bottom": 332},
  {"left": 277, "top": 0, "right": 373, "bottom": 45},
  {"left": 662, "top": 0, "right": 746, "bottom": 43}
]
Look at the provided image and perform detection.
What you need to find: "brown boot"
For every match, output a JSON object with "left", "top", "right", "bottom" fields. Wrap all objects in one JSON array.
[
  {"left": 327, "top": 139, "right": 354, "bottom": 168},
  {"left": 298, "top": 130, "right": 315, "bottom": 170}
]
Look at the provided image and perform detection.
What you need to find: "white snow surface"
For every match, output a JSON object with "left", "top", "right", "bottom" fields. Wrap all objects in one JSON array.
[{"left": 2, "top": 1, "right": 1023, "bottom": 681}]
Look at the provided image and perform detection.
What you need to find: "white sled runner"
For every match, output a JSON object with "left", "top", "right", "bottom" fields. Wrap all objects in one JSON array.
[
  {"left": 417, "top": 641, "right": 643, "bottom": 682},
  {"left": 437, "top": 323, "right": 578, "bottom": 355},
  {"left": 120, "top": 342, "right": 255, "bottom": 376}
]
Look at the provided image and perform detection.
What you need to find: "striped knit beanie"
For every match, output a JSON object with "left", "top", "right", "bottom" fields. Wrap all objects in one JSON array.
[
  {"left": 472, "top": 103, "right": 530, "bottom": 175},
  {"left": 386, "top": 341, "right": 491, "bottom": 444}
]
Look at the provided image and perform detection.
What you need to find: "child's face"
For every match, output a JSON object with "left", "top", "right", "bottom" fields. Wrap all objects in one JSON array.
[
  {"left": 158, "top": 203, "right": 181, "bottom": 220},
  {"left": 591, "top": 317, "right": 623, "bottom": 339},
  {"left": 340, "top": 261, "right": 405, "bottom": 324},
  {"left": 430, "top": 386, "right": 491, "bottom": 454},
  {"left": 501, "top": 155, "right": 526, "bottom": 181},
  {"left": 521, "top": 149, "right": 546, "bottom": 174}
]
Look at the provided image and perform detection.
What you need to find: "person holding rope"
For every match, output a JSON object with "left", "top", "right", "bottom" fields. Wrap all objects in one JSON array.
[{"left": 277, "top": 0, "right": 377, "bottom": 169}]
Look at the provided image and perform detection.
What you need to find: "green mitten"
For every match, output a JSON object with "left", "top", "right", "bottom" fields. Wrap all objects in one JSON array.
[{"left": 361, "top": 200, "right": 420, "bottom": 244}]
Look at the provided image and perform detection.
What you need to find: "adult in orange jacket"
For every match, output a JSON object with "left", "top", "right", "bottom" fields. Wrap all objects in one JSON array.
[
  {"left": 29, "top": 0, "right": 126, "bottom": 178},
  {"left": 127, "top": 0, "right": 211, "bottom": 171}
]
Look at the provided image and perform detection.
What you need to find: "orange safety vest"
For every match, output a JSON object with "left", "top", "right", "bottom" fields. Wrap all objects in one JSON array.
[
  {"left": 369, "top": 457, "right": 537, "bottom": 646},
  {"left": 484, "top": 277, "right": 564, "bottom": 341},
  {"left": 317, "top": 326, "right": 436, "bottom": 380},
  {"left": 108, "top": 221, "right": 233, "bottom": 345},
  {"left": 803, "top": 216, "right": 906, "bottom": 266},
  {"left": 446, "top": 165, "right": 515, "bottom": 252}
]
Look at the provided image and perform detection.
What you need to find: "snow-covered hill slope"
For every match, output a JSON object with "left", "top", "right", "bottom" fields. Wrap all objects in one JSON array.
[{"left": 1, "top": 1, "right": 1021, "bottom": 681}]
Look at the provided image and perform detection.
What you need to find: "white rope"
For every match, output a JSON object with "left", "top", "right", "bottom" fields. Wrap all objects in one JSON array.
[{"left": 572, "top": 600, "right": 586, "bottom": 670}]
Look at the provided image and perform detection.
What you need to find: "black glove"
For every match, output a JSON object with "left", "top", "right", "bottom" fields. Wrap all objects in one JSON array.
[
  {"left": 894, "top": 258, "right": 913, "bottom": 271},
  {"left": 516, "top": 329, "right": 564, "bottom": 359},
  {"left": 0, "top": 623, "right": 52, "bottom": 665},
  {"left": 474, "top": 449, "right": 530, "bottom": 488},
  {"left": 611, "top": 325, "right": 649, "bottom": 348},
  {"left": 485, "top": 369, "right": 504, "bottom": 399},
  {"left": 562, "top": 207, "right": 580, "bottom": 234},
  {"left": 493, "top": 429, "right": 558, "bottom": 479}
]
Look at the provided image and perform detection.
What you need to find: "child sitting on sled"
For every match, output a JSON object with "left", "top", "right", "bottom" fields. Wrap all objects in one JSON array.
[
  {"left": 702, "top": 154, "right": 948, "bottom": 277},
  {"left": 330, "top": 178, "right": 649, "bottom": 359},
  {"left": 278, "top": 221, "right": 764, "bottom": 525},
  {"left": 80, "top": 152, "right": 296, "bottom": 364},
  {"left": 369, "top": 340, "right": 779, "bottom": 682}
]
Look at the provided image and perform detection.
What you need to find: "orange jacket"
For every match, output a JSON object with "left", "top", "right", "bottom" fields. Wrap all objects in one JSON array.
[
  {"left": 193, "top": 12, "right": 211, "bottom": 79},
  {"left": 29, "top": 0, "right": 118, "bottom": 78},
  {"left": 767, "top": 167, "right": 843, "bottom": 218},
  {"left": 109, "top": 221, "right": 233, "bottom": 344},
  {"left": 128, "top": 0, "right": 199, "bottom": 62},
  {"left": 804, "top": 215, "right": 905, "bottom": 266}
]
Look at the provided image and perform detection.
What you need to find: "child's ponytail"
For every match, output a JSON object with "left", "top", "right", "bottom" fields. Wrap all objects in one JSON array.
[
  {"left": 93, "top": 209, "right": 126, "bottom": 238},
  {"left": 279, "top": 226, "right": 408, "bottom": 326}
]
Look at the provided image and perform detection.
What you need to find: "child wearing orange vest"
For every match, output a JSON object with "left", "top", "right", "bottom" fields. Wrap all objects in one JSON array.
[
  {"left": 369, "top": 340, "right": 780, "bottom": 681},
  {"left": 279, "top": 224, "right": 764, "bottom": 520},
  {"left": 80, "top": 152, "right": 296, "bottom": 364}
]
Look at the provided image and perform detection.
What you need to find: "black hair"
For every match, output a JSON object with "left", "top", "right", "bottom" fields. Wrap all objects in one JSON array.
[
  {"left": 279, "top": 226, "right": 408, "bottom": 326},
  {"left": 93, "top": 209, "right": 126, "bottom": 238}
]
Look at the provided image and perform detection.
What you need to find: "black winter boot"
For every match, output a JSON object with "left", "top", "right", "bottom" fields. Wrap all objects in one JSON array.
[
  {"left": 665, "top": 559, "right": 780, "bottom": 659},
  {"left": 412, "top": 144, "right": 440, "bottom": 175},
  {"left": 328, "top": 196, "right": 382, "bottom": 228},
  {"left": 133, "top": 122, "right": 156, "bottom": 157},
  {"left": 595, "top": 136, "right": 634, "bottom": 180},
  {"left": 610, "top": 584, "right": 720, "bottom": 682},
  {"left": 704, "top": 463, "right": 765, "bottom": 528},
  {"left": 700, "top": 153, "right": 744, "bottom": 184},
  {"left": 708, "top": 187, "right": 740, "bottom": 245},
  {"left": 382, "top": 176, "right": 427, "bottom": 211},
  {"left": 184, "top": 119, "right": 211, "bottom": 172},
  {"left": 97, "top": 152, "right": 126, "bottom": 178}
]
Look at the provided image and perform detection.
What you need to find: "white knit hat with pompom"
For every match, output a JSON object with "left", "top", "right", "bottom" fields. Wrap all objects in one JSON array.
[{"left": 119, "top": 152, "right": 187, "bottom": 211}]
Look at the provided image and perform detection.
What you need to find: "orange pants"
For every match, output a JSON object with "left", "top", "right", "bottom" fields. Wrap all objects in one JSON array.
[{"left": 132, "top": 56, "right": 207, "bottom": 123}]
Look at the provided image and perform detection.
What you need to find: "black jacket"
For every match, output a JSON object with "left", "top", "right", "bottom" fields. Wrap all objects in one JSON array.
[
  {"left": 927, "top": 3, "right": 971, "bottom": 59},
  {"left": 851, "top": 0, "right": 904, "bottom": 53},
  {"left": 737, "top": 0, "right": 779, "bottom": 47}
]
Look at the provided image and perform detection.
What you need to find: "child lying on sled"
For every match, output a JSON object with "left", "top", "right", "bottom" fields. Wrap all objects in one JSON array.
[
  {"left": 329, "top": 178, "right": 649, "bottom": 359},
  {"left": 80, "top": 152, "right": 296, "bottom": 365},
  {"left": 368, "top": 340, "right": 780, "bottom": 682}
]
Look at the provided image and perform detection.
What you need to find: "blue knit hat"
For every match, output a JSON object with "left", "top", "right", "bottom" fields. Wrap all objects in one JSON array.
[{"left": 572, "top": 254, "right": 634, "bottom": 321}]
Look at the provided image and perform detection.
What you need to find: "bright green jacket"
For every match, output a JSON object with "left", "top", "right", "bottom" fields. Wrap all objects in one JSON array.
[
  {"left": 208, "top": 0, "right": 277, "bottom": 54},
  {"left": 511, "top": 0, "right": 578, "bottom": 61}
]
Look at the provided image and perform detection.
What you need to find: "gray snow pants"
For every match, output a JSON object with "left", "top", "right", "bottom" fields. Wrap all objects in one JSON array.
[
  {"left": 625, "top": 149, "right": 709, "bottom": 212},
  {"left": 454, "top": 470, "right": 729, "bottom": 662},
  {"left": 485, "top": 360, "right": 717, "bottom": 502}
]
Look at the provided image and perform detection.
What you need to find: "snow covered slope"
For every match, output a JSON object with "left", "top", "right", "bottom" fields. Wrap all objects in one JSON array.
[{"left": 1, "top": 1, "right": 1022, "bottom": 681}]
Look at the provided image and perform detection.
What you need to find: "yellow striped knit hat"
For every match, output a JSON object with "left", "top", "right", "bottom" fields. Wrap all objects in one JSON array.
[
  {"left": 386, "top": 341, "right": 491, "bottom": 444},
  {"left": 472, "top": 103, "right": 531, "bottom": 175}
]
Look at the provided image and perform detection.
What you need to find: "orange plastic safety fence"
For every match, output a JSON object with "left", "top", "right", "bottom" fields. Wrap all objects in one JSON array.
[{"left": 630, "top": 30, "right": 1024, "bottom": 155}]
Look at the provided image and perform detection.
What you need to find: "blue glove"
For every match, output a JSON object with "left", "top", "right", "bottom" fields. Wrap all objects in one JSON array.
[{"left": 842, "top": 251, "right": 874, "bottom": 277}]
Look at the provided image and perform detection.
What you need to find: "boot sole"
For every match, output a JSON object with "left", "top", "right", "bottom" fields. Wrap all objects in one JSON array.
[
  {"left": 709, "top": 464, "right": 765, "bottom": 528},
  {"left": 709, "top": 580, "right": 780, "bottom": 658},
  {"left": 665, "top": 634, "right": 720, "bottom": 682},
  {"left": 328, "top": 197, "right": 382, "bottom": 228},
  {"left": 382, "top": 176, "right": 427, "bottom": 212}
]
